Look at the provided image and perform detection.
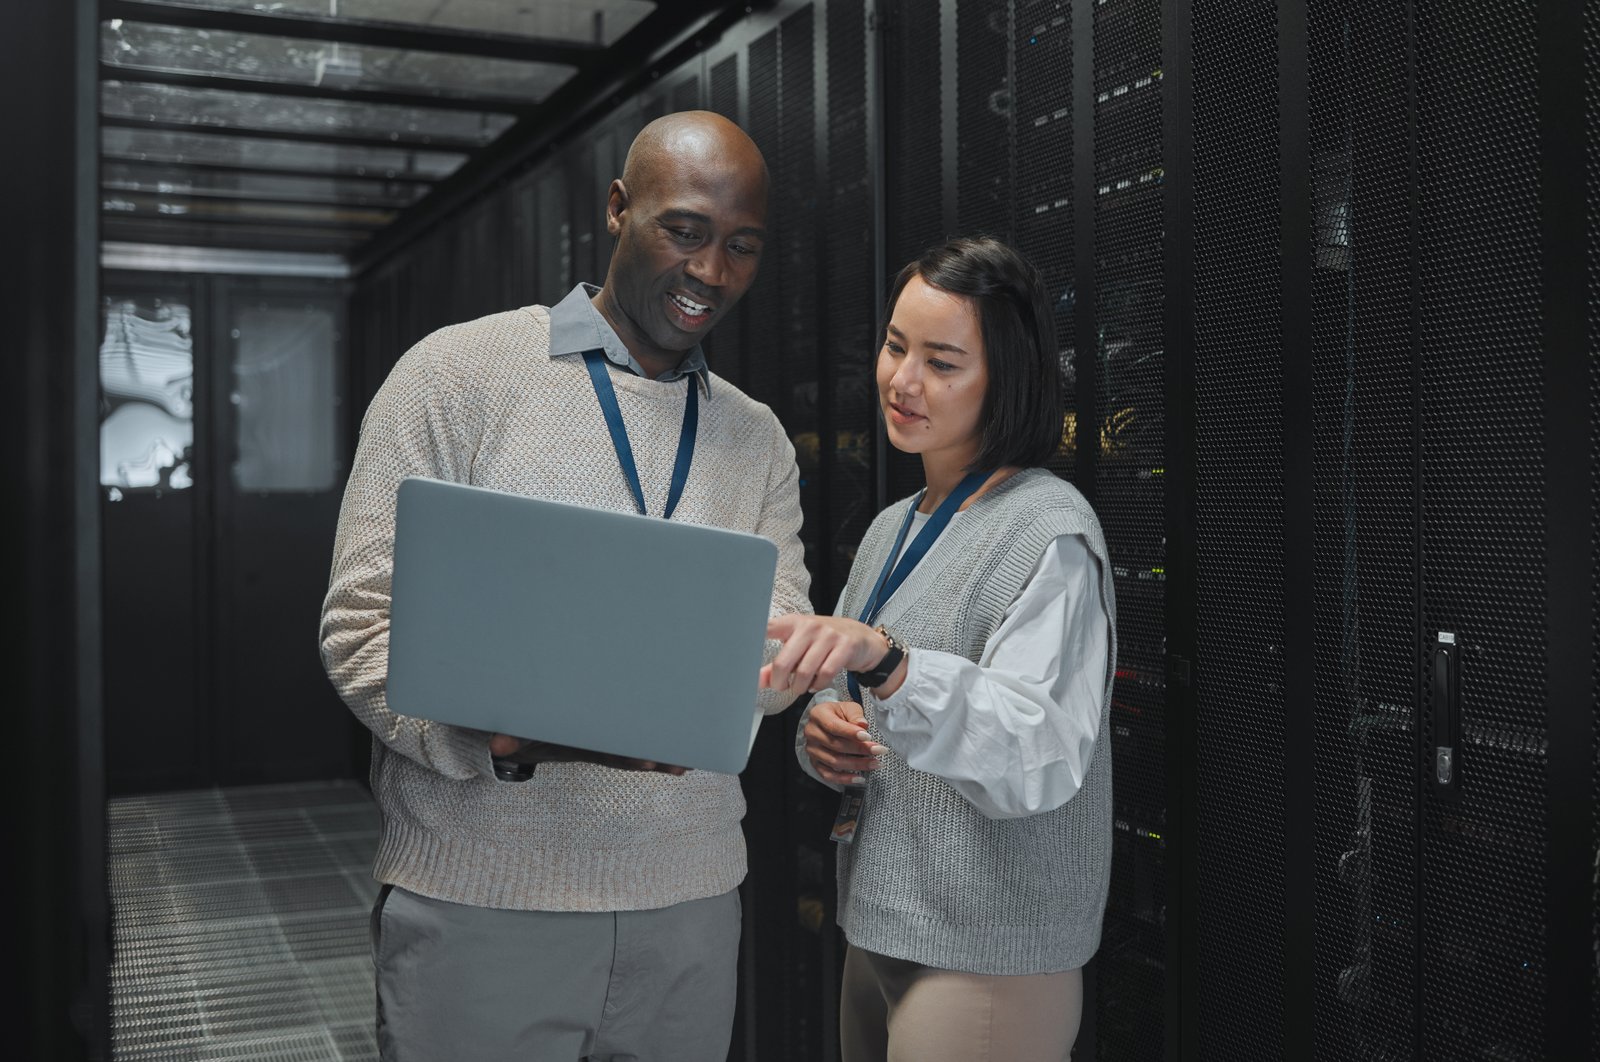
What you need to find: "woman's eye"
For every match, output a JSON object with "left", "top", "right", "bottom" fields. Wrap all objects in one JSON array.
[
  {"left": 884, "top": 342, "right": 906, "bottom": 356},
  {"left": 929, "top": 359, "right": 955, "bottom": 372}
]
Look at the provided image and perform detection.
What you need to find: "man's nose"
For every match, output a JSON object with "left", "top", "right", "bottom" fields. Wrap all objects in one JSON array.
[{"left": 684, "top": 246, "right": 727, "bottom": 288}]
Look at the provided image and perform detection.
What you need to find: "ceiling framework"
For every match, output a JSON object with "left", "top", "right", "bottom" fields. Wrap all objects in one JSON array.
[{"left": 97, "top": 0, "right": 740, "bottom": 266}]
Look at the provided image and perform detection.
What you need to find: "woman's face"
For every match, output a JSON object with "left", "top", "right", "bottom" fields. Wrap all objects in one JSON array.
[{"left": 877, "top": 274, "right": 989, "bottom": 467}]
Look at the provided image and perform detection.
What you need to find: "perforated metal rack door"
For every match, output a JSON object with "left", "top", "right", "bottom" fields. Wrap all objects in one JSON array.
[
  {"left": 1091, "top": 0, "right": 1167, "bottom": 1057},
  {"left": 740, "top": 5, "right": 828, "bottom": 606},
  {"left": 705, "top": 54, "right": 750, "bottom": 391},
  {"left": 1013, "top": 0, "right": 1077, "bottom": 484},
  {"left": 564, "top": 142, "right": 601, "bottom": 297},
  {"left": 740, "top": 30, "right": 784, "bottom": 400},
  {"left": 1191, "top": 1, "right": 1288, "bottom": 1057},
  {"left": 1415, "top": 2, "right": 1550, "bottom": 1057},
  {"left": 712, "top": 55, "right": 739, "bottom": 121},
  {"left": 822, "top": 0, "right": 876, "bottom": 610},
  {"left": 673, "top": 73, "right": 703, "bottom": 114},
  {"left": 955, "top": 0, "right": 1013, "bottom": 238},
  {"left": 722, "top": 11, "right": 849, "bottom": 1060},
  {"left": 1306, "top": 3, "right": 1420, "bottom": 1058},
  {"left": 881, "top": 0, "right": 945, "bottom": 503},
  {"left": 1589, "top": 5, "right": 1600, "bottom": 1053},
  {"left": 790, "top": 11, "right": 831, "bottom": 583}
]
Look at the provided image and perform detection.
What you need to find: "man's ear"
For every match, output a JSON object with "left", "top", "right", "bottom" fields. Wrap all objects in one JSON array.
[{"left": 605, "top": 179, "right": 629, "bottom": 237}]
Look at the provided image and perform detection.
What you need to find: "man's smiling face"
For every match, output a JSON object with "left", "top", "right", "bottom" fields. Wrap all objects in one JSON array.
[{"left": 599, "top": 128, "right": 768, "bottom": 369}]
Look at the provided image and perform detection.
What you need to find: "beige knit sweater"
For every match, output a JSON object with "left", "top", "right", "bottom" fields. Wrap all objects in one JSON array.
[{"left": 320, "top": 304, "right": 810, "bottom": 912}]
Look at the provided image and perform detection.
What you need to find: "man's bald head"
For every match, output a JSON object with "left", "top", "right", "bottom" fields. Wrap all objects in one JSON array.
[
  {"left": 594, "top": 111, "right": 770, "bottom": 373},
  {"left": 620, "top": 111, "right": 769, "bottom": 211}
]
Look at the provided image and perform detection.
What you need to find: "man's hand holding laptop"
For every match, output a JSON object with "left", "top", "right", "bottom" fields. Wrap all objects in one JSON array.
[{"left": 488, "top": 733, "right": 690, "bottom": 776}]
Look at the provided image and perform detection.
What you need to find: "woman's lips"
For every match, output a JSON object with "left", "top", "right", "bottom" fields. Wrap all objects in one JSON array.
[{"left": 886, "top": 401, "right": 924, "bottom": 426}]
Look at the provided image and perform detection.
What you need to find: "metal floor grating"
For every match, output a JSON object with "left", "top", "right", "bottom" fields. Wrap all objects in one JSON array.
[{"left": 109, "top": 780, "right": 381, "bottom": 1062}]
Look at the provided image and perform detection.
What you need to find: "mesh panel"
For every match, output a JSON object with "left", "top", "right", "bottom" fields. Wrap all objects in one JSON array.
[
  {"left": 823, "top": 0, "right": 875, "bottom": 606},
  {"left": 703, "top": 54, "right": 747, "bottom": 389},
  {"left": 673, "top": 74, "right": 703, "bottom": 113},
  {"left": 508, "top": 175, "right": 538, "bottom": 306},
  {"left": 778, "top": 9, "right": 827, "bottom": 605},
  {"left": 737, "top": 23, "right": 831, "bottom": 1058},
  {"left": 108, "top": 783, "right": 379, "bottom": 1061},
  {"left": 565, "top": 144, "right": 600, "bottom": 288},
  {"left": 1588, "top": 3, "right": 1600, "bottom": 1052},
  {"left": 1013, "top": 0, "right": 1076, "bottom": 480},
  {"left": 883, "top": 3, "right": 944, "bottom": 263},
  {"left": 739, "top": 29, "right": 781, "bottom": 406},
  {"left": 712, "top": 55, "right": 739, "bottom": 122},
  {"left": 1307, "top": 4, "right": 1419, "bottom": 1058},
  {"left": 955, "top": 0, "right": 1014, "bottom": 238},
  {"left": 1415, "top": 2, "right": 1548, "bottom": 1056},
  {"left": 535, "top": 168, "right": 569, "bottom": 304},
  {"left": 882, "top": 0, "right": 945, "bottom": 503},
  {"left": 1191, "top": 2, "right": 1287, "bottom": 1058},
  {"left": 1091, "top": 0, "right": 1166, "bottom": 1057}
]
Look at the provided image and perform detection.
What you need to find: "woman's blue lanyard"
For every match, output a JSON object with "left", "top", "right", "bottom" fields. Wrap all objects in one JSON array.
[
  {"left": 846, "top": 469, "right": 989, "bottom": 703},
  {"left": 582, "top": 349, "right": 698, "bottom": 519}
]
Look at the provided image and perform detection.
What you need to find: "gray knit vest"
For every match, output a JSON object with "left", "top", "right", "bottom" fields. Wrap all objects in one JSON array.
[{"left": 833, "top": 467, "right": 1117, "bottom": 975}]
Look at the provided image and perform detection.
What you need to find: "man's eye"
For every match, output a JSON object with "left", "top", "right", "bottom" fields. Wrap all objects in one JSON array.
[
  {"left": 731, "top": 242, "right": 760, "bottom": 257},
  {"left": 670, "top": 228, "right": 700, "bottom": 241}
]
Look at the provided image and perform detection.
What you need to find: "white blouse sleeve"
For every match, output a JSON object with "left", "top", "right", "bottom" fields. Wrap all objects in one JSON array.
[{"left": 872, "top": 533, "right": 1110, "bottom": 820}]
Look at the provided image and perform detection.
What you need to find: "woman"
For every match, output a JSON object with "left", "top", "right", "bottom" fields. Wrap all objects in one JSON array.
[{"left": 763, "top": 237, "right": 1116, "bottom": 1061}]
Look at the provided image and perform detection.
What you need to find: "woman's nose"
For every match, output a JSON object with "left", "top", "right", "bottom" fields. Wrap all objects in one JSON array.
[{"left": 891, "top": 360, "right": 921, "bottom": 395}]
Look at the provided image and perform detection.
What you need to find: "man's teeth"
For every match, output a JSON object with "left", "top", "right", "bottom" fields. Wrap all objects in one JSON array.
[{"left": 671, "top": 294, "right": 710, "bottom": 314}]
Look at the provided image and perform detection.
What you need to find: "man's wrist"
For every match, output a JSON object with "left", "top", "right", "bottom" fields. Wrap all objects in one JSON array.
[{"left": 491, "top": 739, "right": 561, "bottom": 782}]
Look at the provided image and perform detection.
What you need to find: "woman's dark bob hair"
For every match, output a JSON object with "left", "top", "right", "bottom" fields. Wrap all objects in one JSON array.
[{"left": 880, "top": 236, "right": 1065, "bottom": 471}]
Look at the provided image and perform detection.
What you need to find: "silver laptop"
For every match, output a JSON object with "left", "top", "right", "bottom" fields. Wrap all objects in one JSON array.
[{"left": 386, "top": 477, "right": 779, "bottom": 775}]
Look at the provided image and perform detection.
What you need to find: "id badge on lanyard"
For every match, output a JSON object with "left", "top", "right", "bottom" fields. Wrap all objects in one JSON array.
[{"left": 828, "top": 470, "right": 988, "bottom": 844}]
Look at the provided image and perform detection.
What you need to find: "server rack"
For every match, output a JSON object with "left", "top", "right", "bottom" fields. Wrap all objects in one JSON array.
[{"left": 344, "top": 1, "right": 1598, "bottom": 1057}]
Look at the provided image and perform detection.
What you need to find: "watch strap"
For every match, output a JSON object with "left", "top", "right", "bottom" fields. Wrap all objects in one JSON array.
[{"left": 851, "top": 626, "right": 906, "bottom": 689}]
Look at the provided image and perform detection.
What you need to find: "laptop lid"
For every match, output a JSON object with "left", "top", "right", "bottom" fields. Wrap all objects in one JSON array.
[{"left": 386, "top": 477, "right": 778, "bottom": 775}]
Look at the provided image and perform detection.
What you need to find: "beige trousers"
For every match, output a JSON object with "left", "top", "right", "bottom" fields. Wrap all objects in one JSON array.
[{"left": 839, "top": 944, "right": 1084, "bottom": 1062}]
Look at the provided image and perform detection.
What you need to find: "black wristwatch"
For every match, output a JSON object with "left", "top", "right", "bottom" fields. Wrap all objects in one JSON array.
[{"left": 850, "top": 626, "right": 907, "bottom": 689}]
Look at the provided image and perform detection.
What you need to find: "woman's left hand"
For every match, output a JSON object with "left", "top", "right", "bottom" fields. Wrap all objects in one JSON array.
[{"left": 762, "top": 615, "right": 891, "bottom": 693}]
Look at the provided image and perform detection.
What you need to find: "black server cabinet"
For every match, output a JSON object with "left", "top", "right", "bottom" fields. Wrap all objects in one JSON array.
[
  {"left": 1188, "top": 0, "right": 1292, "bottom": 1055},
  {"left": 343, "top": 1, "right": 1599, "bottom": 1057},
  {"left": 1307, "top": 3, "right": 1420, "bottom": 1057},
  {"left": 1587, "top": 8, "right": 1600, "bottom": 1057},
  {"left": 1182, "top": 0, "right": 1597, "bottom": 1058},
  {"left": 1412, "top": 2, "right": 1551, "bottom": 1057},
  {"left": 1089, "top": 0, "right": 1170, "bottom": 1057}
]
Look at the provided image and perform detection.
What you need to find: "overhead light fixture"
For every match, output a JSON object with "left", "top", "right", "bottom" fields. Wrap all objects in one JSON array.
[{"left": 313, "top": 0, "right": 362, "bottom": 88}]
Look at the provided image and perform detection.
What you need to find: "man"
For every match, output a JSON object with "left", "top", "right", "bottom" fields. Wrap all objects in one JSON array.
[{"left": 320, "top": 111, "right": 811, "bottom": 1061}]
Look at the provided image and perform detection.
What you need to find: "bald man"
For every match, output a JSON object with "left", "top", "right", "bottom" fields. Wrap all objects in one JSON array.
[{"left": 321, "top": 112, "right": 812, "bottom": 1061}]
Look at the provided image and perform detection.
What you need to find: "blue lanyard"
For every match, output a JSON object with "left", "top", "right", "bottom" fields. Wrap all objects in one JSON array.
[
  {"left": 582, "top": 349, "right": 698, "bottom": 519},
  {"left": 847, "top": 469, "right": 989, "bottom": 702}
]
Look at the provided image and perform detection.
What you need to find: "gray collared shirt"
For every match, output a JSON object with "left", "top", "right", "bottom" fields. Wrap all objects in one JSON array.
[{"left": 547, "top": 283, "right": 711, "bottom": 396}]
